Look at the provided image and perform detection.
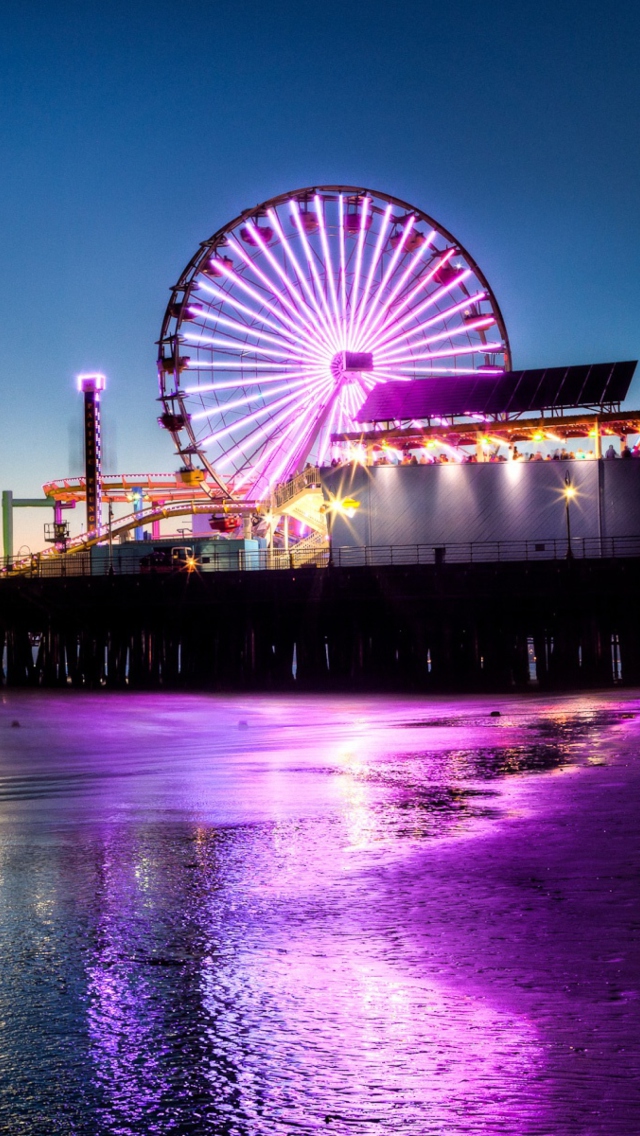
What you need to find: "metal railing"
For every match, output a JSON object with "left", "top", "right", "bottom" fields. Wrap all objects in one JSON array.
[
  {"left": 328, "top": 536, "right": 640, "bottom": 566},
  {"left": 272, "top": 466, "right": 322, "bottom": 509},
  {"left": 3, "top": 534, "right": 640, "bottom": 578}
]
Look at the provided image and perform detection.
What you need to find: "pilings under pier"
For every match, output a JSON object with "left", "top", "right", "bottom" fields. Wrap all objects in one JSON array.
[{"left": 0, "top": 559, "right": 639, "bottom": 692}]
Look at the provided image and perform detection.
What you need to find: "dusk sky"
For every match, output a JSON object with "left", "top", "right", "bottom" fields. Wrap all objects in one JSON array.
[{"left": 1, "top": 0, "right": 639, "bottom": 549}]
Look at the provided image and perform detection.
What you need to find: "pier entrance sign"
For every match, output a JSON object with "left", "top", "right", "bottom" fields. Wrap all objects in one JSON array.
[{"left": 157, "top": 186, "right": 511, "bottom": 501}]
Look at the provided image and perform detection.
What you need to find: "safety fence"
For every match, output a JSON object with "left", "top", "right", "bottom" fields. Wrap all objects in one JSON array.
[{"left": 3, "top": 534, "right": 640, "bottom": 578}]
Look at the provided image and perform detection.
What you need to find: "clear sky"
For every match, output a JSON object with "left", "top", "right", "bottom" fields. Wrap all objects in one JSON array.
[{"left": 1, "top": 0, "right": 639, "bottom": 550}]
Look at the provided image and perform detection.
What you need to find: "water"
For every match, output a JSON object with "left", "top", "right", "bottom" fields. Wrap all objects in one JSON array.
[{"left": 0, "top": 691, "right": 638, "bottom": 1135}]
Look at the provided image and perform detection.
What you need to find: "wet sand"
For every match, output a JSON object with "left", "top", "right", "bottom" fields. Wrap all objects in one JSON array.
[
  {"left": 374, "top": 736, "right": 640, "bottom": 1133},
  {"left": 0, "top": 690, "right": 638, "bottom": 1134}
]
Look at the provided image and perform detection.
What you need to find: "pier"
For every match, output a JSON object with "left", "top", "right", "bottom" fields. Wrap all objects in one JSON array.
[{"left": 1, "top": 553, "right": 638, "bottom": 691}]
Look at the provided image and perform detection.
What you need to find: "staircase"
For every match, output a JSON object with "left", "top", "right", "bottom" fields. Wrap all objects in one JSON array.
[
  {"left": 272, "top": 467, "right": 328, "bottom": 537},
  {"left": 289, "top": 529, "right": 329, "bottom": 568}
]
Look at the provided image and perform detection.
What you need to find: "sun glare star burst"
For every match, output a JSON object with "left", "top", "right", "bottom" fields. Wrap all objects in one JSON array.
[{"left": 157, "top": 186, "right": 511, "bottom": 500}]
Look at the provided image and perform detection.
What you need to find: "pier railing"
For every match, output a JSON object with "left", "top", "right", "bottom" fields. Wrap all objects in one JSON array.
[{"left": 3, "top": 534, "right": 640, "bottom": 577}]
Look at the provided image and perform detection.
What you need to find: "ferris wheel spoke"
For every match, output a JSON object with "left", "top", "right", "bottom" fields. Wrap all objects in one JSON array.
[
  {"left": 188, "top": 304, "right": 322, "bottom": 358},
  {"left": 269, "top": 204, "right": 339, "bottom": 349},
  {"left": 338, "top": 195, "right": 348, "bottom": 334},
  {"left": 249, "top": 389, "right": 332, "bottom": 491},
  {"left": 367, "top": 292, "right": 487, "bottom": 356},
  {"left": 289, "top": 200, "right": 343, "bottom": 348},
  {"left": 314, "top": 194, "right": 341, "bottom": 337},
  {"left": 316, "top": 387, "right": 347, "bottom": 465},
  {"left": 226, "top": 233, "right": 329, "bottom": 351},
  {"left": 240, "top": 217, "right": 338, "bottom": 355},
  {"left": 197, "top": 277, "right": 325, "bottom": 356},
  {"left": 183, "top": 368, "right": 326, "bottom": 394},
  {"left": 347, "top": 196, "right": 371, "bottom": 343},
  {"left": 267, "top": 205, "right": 327, "bottom": 321},
  {"left": 215, "top": 376, "right": 333, "bottom": 474},
  {"left": 232, "top": 411, "right": 306, "bottom": 488},
  {"left": 352, "top": 214, "right": 419, "bottom": 346},
  {"left": 376, "top": 341, "right": 506, "bottom": 369},
  {"left": 199, "top": 382, "right": 323, "bottom": 449},
  {"left": 182, "top": 329, "right": 327, "bottom": 370},
  {"left": 196, "top": 257, "right": 304, "bottom": 342},
  {"left": 182, "top": 331, "right": 298, "bottom": 364},
  {"left": 357, "top": 240, "right": 448, "bottom": 349},
  {"left": 189, "top": 373, "right": 326, "bottom": 423},
  {"left": 369, "top": 269, "right": 473, "bottom": 355},
  {"left": 350, "top": 203, "right": 393, "bottom": 347},
  {"left": 218, "top": 244, "right": 329, "bottom": 358},
  {"left": 373, "top": 312, "right": 495, "bottom": 364}
]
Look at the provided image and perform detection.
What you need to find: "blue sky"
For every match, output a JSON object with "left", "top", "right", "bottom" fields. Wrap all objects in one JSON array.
[{"left": 1, "top": 0, "right": 639, "bottom": 547}]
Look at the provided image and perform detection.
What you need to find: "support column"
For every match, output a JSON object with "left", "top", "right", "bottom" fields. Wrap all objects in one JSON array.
[
  {"left": 2, "top": 491, "right": 13, "bottom": 563},
  {"left": 131, "top": 487, "right": 144, "bottom": 540},
  {"left": 151, "top": 502, "right": 164, "bottom": 540}
]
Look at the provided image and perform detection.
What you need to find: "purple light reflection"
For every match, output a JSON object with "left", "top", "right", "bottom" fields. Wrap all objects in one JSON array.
[{"left": 2, "top": 692, "right": 639, "bottom": 1132}]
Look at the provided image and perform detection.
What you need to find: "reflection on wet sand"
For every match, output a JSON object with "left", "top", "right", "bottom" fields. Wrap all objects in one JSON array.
[{"left": 0, "top": 693, "right": 637, "bottom": 1134}]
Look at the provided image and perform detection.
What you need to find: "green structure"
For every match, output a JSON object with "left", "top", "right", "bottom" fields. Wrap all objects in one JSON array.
[{"left": 2, "top": 490, "right": 55, "bottom": 563}]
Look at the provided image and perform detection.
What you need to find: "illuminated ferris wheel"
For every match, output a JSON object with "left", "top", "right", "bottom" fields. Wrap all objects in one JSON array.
[{"left": 158, "top": 186, "right": 511, "bottom": 499}]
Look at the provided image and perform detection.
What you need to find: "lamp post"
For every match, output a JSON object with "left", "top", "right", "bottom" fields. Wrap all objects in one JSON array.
[{"left": 563, "top": 472, "right": 576, "bottom": 559}]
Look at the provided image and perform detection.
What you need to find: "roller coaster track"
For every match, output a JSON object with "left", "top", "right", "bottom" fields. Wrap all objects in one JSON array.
[{"left": 2, "top": 498, "right": 263, "bottom": 576}]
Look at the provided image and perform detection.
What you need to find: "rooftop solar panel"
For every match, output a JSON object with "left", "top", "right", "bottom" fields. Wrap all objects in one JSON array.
[
  {"left": 355, "top": 360, "right": 637, "bottom": 423},
  {"left": 505, "top": 370, "right": 544, "bottom": 413},
  {"left": 555, "top": 365, "right": 590, "bottom": 407},
  {"left": 603, "top": 360, "right": 636, "bottom": 402},
  {"left": 580, "top": 363, "right": 613, "bottom": 403}
]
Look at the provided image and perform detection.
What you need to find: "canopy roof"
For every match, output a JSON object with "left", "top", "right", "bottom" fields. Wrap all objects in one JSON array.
[{"left": 355, "top": 361, "right": 637, "bottom": 424}]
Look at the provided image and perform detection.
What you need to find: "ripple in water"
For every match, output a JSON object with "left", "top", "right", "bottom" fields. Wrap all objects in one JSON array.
[{"left": 0, "top": 692, "right": 637, "bottom": 1134}]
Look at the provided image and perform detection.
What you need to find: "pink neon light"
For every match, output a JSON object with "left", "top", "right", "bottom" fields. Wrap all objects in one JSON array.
[
  {"left": 246, "top": 216, "right": 340, "bottom": 354},
  {"left": 369, "top": 269, "right": 473, "bottom": 354},
  {"left": 375, "top": 317, "right": 497, "bottom": 363},
  {"left": 353, "top": 215, "right": 425, "bottom": 346},
  {"left": 188, "top": 304, "right": 321, "bottom": 357},
  {"left": 267, "top": 206, "right": 335, "bottom": 341},
  {"left": 378, "top": 341, "right": 505, "bottom": 368},
  {"left": 77, "top": 372, "right": 106, "bottom": 392},
  {"left": 232, "top": 408, "right": 309, "bottom": 489},
  {"left": 314, "top": 195, "right": 341, "bottom": 338},
  {"left": 361, "top": 246, "right": 456, "bottom": 350},
  {"left": 218, "top": 374, "right": 333, "bottom": 475},
  {"left": 226, "top": 236, "right": 331, "bottom": 355},
  {"left": 197, "top": 277, "right": 321, "bottom": 355},
  {"left": 338, "top": 195, "right": 347, "bottom": 334},
  {"left": 197, "top": 252, "right": 327, "bottom": 356},
  {"left": 347, "top": 196, "right": 370, "bottom": 342},
  {"left": 369, "top": 291, "right": 487, "bottom": 355},
  {"left": 238, "top": 217, "right": 337, "bottom": 358},
  {"left": 289, "top": 201, "right": 340, "bottom": 344},
  {"left": 350, "top": 204, "right": 393, "bottom": 345},
  {"left": 190, "top": 374, "right": 322, "bottom": 421}
]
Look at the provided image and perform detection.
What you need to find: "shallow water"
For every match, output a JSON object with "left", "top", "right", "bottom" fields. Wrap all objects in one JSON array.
[{"left": 0, "top": 691, "right": 638, "bottom": 1135}]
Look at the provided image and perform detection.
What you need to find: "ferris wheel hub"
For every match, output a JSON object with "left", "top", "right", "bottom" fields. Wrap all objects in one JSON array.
[{"left": 330, "top": 351, "right": 374, "bottom": 383}]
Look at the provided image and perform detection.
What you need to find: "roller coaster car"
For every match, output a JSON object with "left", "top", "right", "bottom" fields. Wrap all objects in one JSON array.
[
  {"left": 209, "top": 515, "right": 240, "bottom": 532},
  {"left": 140, "top": 546, "right": 194, "bottom": 574}
]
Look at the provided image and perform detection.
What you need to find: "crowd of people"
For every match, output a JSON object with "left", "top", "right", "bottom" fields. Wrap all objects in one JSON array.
[{"left": 321, "top": 440, "right": 639, "bottom": 468}]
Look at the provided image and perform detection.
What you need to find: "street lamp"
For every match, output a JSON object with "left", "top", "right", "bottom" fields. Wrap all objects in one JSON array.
[{"left": 563, "top": 472, "right": 576, "bottom": 559}]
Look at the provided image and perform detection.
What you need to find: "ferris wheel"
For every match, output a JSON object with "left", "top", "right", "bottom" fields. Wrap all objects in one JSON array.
[{"left": 158, "top": 186, "right": 511, "bottom": 500}]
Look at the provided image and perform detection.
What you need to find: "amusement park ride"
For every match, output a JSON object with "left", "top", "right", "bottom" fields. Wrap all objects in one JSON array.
[{"left": 1, "top": 185, "right": 638, "bottom": 572}]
